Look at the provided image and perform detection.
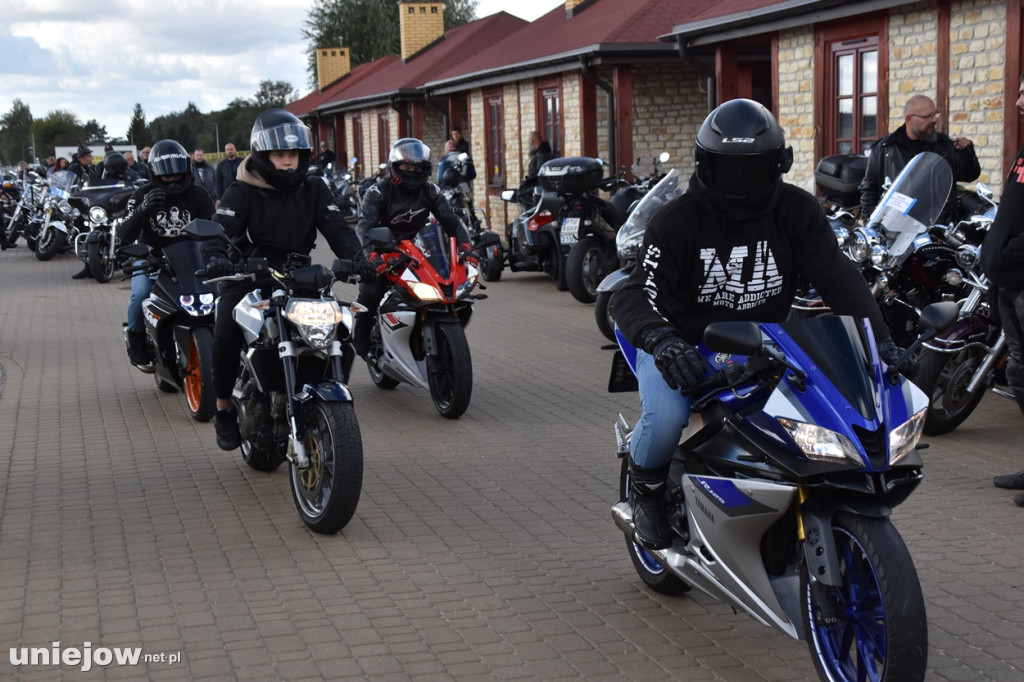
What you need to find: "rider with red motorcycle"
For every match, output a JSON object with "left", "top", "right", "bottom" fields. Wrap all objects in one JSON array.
[{"left": 352, "top": 138, "right": 472, "bottom": 358}]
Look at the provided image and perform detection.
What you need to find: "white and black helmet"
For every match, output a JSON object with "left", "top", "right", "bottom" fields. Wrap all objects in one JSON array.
[
  {"left": 250, "top": 108, "right": 312, "bottom": 191},
  {"left": 149, "top": 139, "right": 192, "bottom": 194},
  {"left": 388, "top": 138, "right": 432, "bottom": 192}
]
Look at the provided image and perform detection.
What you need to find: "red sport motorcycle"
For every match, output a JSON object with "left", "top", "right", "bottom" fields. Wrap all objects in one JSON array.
[{"left": 358, "top": 224, "right": 498, "bottom": 419}]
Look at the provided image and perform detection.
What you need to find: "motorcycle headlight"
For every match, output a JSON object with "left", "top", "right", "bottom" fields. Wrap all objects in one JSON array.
[
  {"left": 777, "top": 417, "right": 865, "bottom": 466},
  {"left": 616, "top": 222, "right": 647, "bottom": 260},
  {"left": 89, "top": 206, "right": 108, "bottom": 223},
  {"left": 456, "top": 270, "right": 479, "bottom": 298},
  {"left": 179, "top": 292, "right": 216, "bottom": 317},
  {"left": 955, "top": 244, "right": 980, "bottom": 269},
  {"left": 944, "top": 268, "right": 964, "bottom": 286},
  {"left": 848, "top": 229, "right": 871, "bottom": 262},
  {"left": 285, "top": 299, "right": 344, "bottom": 350},
  {"left": 406, "top": 281, "right": 444, "bottom": 303},
  {"left": 869, "top": 244, "right": 890, "bottom": 267},
  {"left": 890, "top": 409, "right": 926, "bottom": 465}
]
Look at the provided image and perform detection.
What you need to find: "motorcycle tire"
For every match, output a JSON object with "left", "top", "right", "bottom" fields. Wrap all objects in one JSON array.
[
  {"left": 34, "top": 227, "right": 65, "bottom": 261},
  {"left": 914, "top": 346, "right": 990, "bottom": 436},
  {"left": 595, "top": 290, "right": 617, "bottom": 342},
  {"left": 566, "top": 236, "right": 608, "bottom": 304},
  {"left": 426, "top": 322, "right": 472, "bottom": 419},
  {"left": 618, "top": 458, "right": 688, "bottom": 595},
  {"left": 481, "top": 243, "right": 503, "bottom": 282},
  {"left": 289, "top": 400, "right": 363, "bottom": 534},
  {"left": 183, "top": 327, "right": 216, "bottom": 422},
  {"left": 87, "top": 240, "right": 115, "bottom": 283},
  {"left": 801, "top": 512, "right": 927, "bottom": 682}
]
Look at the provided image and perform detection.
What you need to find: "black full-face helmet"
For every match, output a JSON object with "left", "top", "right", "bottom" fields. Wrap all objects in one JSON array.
[
  {"left": 388, "top": 138, "right": 432, "bottom": 192},
  {"left": 250, "top": 108, "right": 312, "bottom": 191},
  {"left": 102, "top": 151, "right": 128, "bottom": 180},
  {"left": 694, "top": 98, "right": 793, "bottom": 209},
  {"left": 148, "top": 139, "right": 193, "bottom": 194}
]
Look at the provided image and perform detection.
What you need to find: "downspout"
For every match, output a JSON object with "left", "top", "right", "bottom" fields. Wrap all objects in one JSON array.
[
  {"left": 677, "top": 36, "right": 716, "bottom": 113},
  {"left": 389, "top": 96, "right": 411, "bottom": 137},
  {"left": 580, "top": 55, "right": 615, "bottom": 169}
]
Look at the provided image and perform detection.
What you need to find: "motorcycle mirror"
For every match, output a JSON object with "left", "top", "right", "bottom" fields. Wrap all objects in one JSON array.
[
  {"left": 118, "top": 243, "right": 150, "bottom": 259},
  {"left": 350, "top": 156, "right": 358, "bottom": 165},
  {"left": 473, "top": 232, "right": 500, "bottom": 249},
  {"left": 703, "top": 321, "right": 763, "bottom": 356},
  {"left": 331, "top": 258, "right": 356, "bottom": 278},
  {"left": 658, "top": 151, "right": 671, "bottom": 164},
  {"left": 918, "top": 300, "right": 960, "bottom": 335},
  {"left": 183, "top": 219, "right": 224, "bottom": 240},
  {"left": 500, "top": 189, "right": 516, "bottom": 202},
  {"left": 366, "top": 226, "right": 395, "bottom": 249},
  {"left": 976, "top": 182, "right": 994, "bottom": 203}
]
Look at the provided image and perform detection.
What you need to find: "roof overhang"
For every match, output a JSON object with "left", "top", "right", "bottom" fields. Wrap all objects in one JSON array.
[
  {"left": 422, "top": 43, "right": 679, "bottom": 95},
  {"left": 662, "top": 0, "right": 911, "bottom": 46},
  {"left": 316, "top": 88, "right": 423, "bottom": 115}
]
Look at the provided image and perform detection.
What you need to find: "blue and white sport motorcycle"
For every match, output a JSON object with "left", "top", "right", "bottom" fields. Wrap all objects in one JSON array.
[{"left": 609, "top": 302, "right": 957, "bottom": 682}]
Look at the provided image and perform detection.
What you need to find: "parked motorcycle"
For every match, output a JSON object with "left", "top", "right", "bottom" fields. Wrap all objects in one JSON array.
[
  {"left": 437, "top": 152, "right": 503, "bottom": 282},
  {"left": 117, "top": 233, "right": 220, "bottom": 421},
  {"left": 33, "top": 170, "right": 81, "bottom": 261},
  {"left": 540, "top": 156, "right": 645, "bottom": 303},
  {"left": 497, "top": 176, "right": 569, "bottom": 289},
  {"left": 594, "top": 154, "right": 675, "bottom": 341},
  {"left": 329, "top": 156, "right": 362, "bottom": 225},
  {"left": 358, "top": 224, "right": 499, "bottom": 419},
  {"left": 73, "top": 180, "right": 135, "bottom": 282},
  {"left": 2, "top": 171, "right": 47, "bottom": 250},
  {"left": 187, "top": 219, "right": 363, "bottom": 534},
  {"left": 609, "top": 302, "right": 959, "bottom": 682}
]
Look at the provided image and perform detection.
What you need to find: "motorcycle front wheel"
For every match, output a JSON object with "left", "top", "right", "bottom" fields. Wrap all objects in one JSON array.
[
  {"left": 801, "top": 512, "right": 927, "bottom": 682},
  {"left": 618, "top": 458, "right": 688, "bottom": 596},
  {"left": 183, "top": 327, "right": 216, "bottom": 422},
  {"left": 35, "top": 227, "right": 65, "bottom": 261},
  {"left": 914, "top": 346, "right": 990, "bottom": 435},
  {"left": 87, "top": 239, "right": 115, "bottom": 283},
  {"left": 290, "top": 400, "right": 363, "bottom": 534},
  {"left": 426, "top": 322, "right": 472, "bottom": 419},
  {"left": 566, "top": 236, "right": 608, "bottom": 303}
]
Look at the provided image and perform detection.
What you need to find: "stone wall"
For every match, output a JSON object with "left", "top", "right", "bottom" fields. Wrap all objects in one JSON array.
[{"left": 777, "top": 27, "right": 817, "bottom": 192}]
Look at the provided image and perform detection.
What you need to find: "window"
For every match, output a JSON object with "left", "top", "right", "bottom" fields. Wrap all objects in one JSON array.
[
  {"left": 377, "top": 111, "right": 390, "bottom": 166},
  {"left": 821, "top": 29, "right": 882, "bottom": 156},
  {"left": 484, "top": 90, "right": 505, "bottom": 186},
  {"left": 537, "top": 79, "right": 563, "bottom": 155}
]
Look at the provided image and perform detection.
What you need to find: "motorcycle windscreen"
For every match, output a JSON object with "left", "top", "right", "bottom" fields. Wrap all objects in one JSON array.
[
  {"left": 865, "top": 151, "right": 953, "bottom": 257},
  {"left": 413, "top": 222, "right": 451, "bottom": 279},
  {"left": 617, "top": 169, "right": 683, "bottom": 251},
  {"left": 776, "top": 315, "right": 876, "bottom": 421},
  {"left": 163, "top": 240, "right": 218, "bottom": 295},
  {"left": 49, "top": 170, "right": 76, "bottom": 198}
]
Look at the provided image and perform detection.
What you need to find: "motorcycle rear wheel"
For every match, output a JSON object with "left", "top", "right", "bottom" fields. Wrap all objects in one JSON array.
[
  {"left": 87, "top": 240, "right": 115, "bottom": 283},
  {"left": 481, "top": 243, "right": 503, "bottom": 281},
  {"left": 183, "top": 327, "right": 216, "bottom": 422},
  {"left": 289, "top": 400, "right": 363, "bottom": 534},
  {"left": 566, "top": 236, "right": 608, "bottom": 303},
  {"left": 618, "top": 458, "right": 688, "bottom": 596},
  {"left": 914, "top": 347, "right": 989, "bottom": 435},
  {"left": 801, "top": 512, "right": 927, "bottom": 682},
  {"left": 35, "top": 227, "right": 64, "bottom": 261},
  {"left": 426, "top": 322, "right": 472, "bottom": 419}
]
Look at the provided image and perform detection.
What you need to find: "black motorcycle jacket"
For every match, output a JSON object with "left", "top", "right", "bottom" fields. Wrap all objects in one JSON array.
[
  {"left": 204, "top": 155, "right": 361, "bottom": 269},
  {"left": 118, "top": 183, "right": 215, "bottom": 252},
  {"left": 614, "top": 173, "right": 890, "bottom": 348},
  {"left": 981, "top": 144, "right": 1024, "bottom": 289},
  {"left": 356, "top": 176, "right": 470, "bottom": 253},
  {"left": 859, "top": 124, "right": 980, "bottom": 218}
]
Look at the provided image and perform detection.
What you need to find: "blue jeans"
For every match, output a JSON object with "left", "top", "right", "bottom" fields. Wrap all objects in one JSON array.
[
  {"left": 126, "top": 263, "right": 154, "bottom": 333},
  {"left": 630, "top": 349, "right": 693, "bottom": 469}
]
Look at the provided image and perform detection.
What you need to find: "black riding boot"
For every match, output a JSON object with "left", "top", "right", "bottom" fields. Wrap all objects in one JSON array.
[
  {"left": 127, "top": 330, "right": 154, "bottom": 369},
  {"left": 628, "top": 460, "right": 674, "bottom": 550}
]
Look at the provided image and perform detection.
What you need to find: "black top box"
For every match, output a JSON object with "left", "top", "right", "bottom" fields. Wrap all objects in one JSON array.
[
  {"left": 814, "top": 153, "right": 868, "bottom": 204},
  {"left": 538, "top": 156, "right": 604, "bottom": 193}
]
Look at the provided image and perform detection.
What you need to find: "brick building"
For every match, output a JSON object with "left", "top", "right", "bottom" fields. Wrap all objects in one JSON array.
[{"left": 287, "top": 0, "right": 1024, "bottom": 229}]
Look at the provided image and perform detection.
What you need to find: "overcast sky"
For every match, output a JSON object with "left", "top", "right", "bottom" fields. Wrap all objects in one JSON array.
[{"left": 1, "top": 0, "right": 562, "bottom": 149}]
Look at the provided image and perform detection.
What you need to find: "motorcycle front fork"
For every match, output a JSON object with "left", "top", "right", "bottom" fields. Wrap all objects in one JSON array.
[{"left": 966, "top": 329, "right": 1008, "bottom": 396}]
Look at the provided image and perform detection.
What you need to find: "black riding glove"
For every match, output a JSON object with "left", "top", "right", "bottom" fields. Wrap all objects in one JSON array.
[
  {"left": 205, "top": 256, "right": 234, "bottom": 277},
  {"left": 359, "top": 252, "right": 387, "bottom": 280},
  {"left": 877, "top": 336, "right": 916, "bottom": 376},
  {"left": 140, "top": 187, "right": 165, "bottom": 214},
  {"left": 643, "top": 327, "right": 705, "bottom": 394}
]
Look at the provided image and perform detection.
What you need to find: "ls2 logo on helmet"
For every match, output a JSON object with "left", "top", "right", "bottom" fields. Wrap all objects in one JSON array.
[{"left": 722, "top": 137, "right": 755, "bottom": 144}]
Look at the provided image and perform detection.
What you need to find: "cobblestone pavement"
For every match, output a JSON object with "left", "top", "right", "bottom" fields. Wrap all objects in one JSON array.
[{"left": 1, "top": 242, "right": 1023, "bottom": 681}]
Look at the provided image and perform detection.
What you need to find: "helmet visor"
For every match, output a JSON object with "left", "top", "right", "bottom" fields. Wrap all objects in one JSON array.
[
  {"left": 698, "top": 149, "right": 780, "bottom": 196},
  {"left": 251, "top": 122, "right": 313, "bottom": 152},
  {"left": 150, "top": 149, "right": 190, "bottom": 177}
]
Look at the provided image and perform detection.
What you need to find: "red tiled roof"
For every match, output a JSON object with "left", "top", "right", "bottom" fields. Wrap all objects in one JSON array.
[{"left": 287, "top": 56, "right": 400, "bottom": 117}]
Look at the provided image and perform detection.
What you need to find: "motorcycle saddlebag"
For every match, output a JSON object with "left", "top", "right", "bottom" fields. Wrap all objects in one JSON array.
[
  {"left": 814, "top": 153, "right": 867, "bottom": 205},
  {"left": 538, "top": 156, "right": 603, "bottom": 194}
]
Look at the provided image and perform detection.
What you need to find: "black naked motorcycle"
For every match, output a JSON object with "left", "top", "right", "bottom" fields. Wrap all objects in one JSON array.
[
  {"left": 540, "top": 156, "right": 645, "bottom": 304},
  {"left": 188, "top": 220, "right": 363, "bottom": 534},
  {"left": 118, "top": 233, "right": 219, "bottom": 422}
]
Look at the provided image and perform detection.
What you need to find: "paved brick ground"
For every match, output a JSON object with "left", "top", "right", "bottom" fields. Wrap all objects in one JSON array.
[{"left": 1, "top": 241, "right": 1023, "bottom": 681}]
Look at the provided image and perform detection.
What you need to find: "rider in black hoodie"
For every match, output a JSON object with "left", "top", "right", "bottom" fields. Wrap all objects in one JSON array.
[
  {"left": 614, "top": 99, "right": 895, "bottom": 550},
  {"left": 202, "top": 109, "right": 362, "bottom": 451}
]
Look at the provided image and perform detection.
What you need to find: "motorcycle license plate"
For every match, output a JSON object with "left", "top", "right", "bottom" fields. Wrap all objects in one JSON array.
[{"left": 561, "top": 217, "right": 580, "bottom": 244}]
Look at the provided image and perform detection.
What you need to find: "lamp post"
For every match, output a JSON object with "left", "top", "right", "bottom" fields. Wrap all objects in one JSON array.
[{"left": 214, "top": 123, "right": 220, "bottom": 154}]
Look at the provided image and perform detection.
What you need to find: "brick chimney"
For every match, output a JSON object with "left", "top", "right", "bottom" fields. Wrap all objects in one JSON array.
[
  {"left": 565, "top": 0, "right": 593, "bottom": 18},
  {"left": 398, "top": 0, "right": 444, "bottom": 62},
  {"left": 315, "top": 47, "right": 351, "bottom": 90}
]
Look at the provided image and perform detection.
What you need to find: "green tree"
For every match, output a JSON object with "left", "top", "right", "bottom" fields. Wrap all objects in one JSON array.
[
  {"left": 0, "top": 99, "right": 34, "bottom": 165},
  {"left": 82, "top": 119, "right": 108, "bottom": 144},
  {"left": 32, "top": 110, "right": 83, "bottom": 158},
  {"left": 302, "top": 0, "right": 478, "bottom": 89},
  {"left": 254, "top": 80, "right": 298, "bottom": 109},
  {"left": 127, "top": 103, "right": 148, "bottom": 147}
]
